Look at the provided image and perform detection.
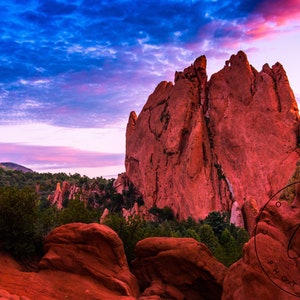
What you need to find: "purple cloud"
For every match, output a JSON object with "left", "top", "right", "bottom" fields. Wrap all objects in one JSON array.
[{"left": 0, "top": 142, "right": 124, "bottom": 170}]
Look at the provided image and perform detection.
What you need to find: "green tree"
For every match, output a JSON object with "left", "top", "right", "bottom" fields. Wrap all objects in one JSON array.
[
  {"left": 58, "top": 199, "right": 98, "bottom": 225},
  {"left": 215, "top": 228, "right": 238, "bottom": 266},
  {"left": 185, "top": 228, "right": 200, "bottom": 241},
  {"left": 199, "top": 224, "right": 220, "bottom": 253},
  {"left": 204, "top": 211, "right": 229, "bottom": 239},
  {"left": 149, "top": 205, "right": 175, "bottom": 222},
  {"left": 0, "top": 187, "right": 39, "bottom": 258},
  {"left": 104, "top": 214, "right": 148, "bottom": 263}
]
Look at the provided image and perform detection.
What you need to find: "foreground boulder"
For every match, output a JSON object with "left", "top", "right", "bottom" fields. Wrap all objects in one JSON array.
[
  {"left": 0, "top": 223, "right": 138, "bottom": 299},
  {"left": 40, "top": 223, "right": 139, "bottom": 298},
  {"left": 131, "top": 237, "right": 227, "bottom": 300},
  {"left": 222, "top": 184, "right": 300, "bottom": 299},
  {"left": 125, "top": 51, "right": 300, "bottom": 221}
]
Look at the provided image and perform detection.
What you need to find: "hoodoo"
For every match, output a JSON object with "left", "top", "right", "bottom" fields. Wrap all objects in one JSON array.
[{"left": 125, "top": 51, "right": 300, "bottom": 221}]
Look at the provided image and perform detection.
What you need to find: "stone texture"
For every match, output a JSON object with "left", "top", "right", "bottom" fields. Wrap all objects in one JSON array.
[
  {"left": 39, "top": 223, "right": 139, "bottom": 298},
  {"left": 222, "top": 184, "right": 300, "bottom": 299},
  {"left": 0, "top": 250, "right": 136, "bottom": 300},
  {"left": 208, "top": 51, "right": 299, "bottom": 217},
  {"left": 125, "top": 50, "right": 300, "bottom": 221},
  {"left": 241, "top": 197, "right": 259, "bottom": 235},
  {"left": 131, "top": 237, "right": 227, "bottom": 300}
]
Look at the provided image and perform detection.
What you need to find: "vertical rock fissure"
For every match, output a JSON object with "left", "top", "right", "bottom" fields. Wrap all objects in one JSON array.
[{"left": 125, "top": 51, "right": 300, "bottom": 221}]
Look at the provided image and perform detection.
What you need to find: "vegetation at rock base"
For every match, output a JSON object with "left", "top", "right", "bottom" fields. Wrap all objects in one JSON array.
[
  {"left": 0, "top": 168, "right": 249, "bottom": 267},
  {"left": 104, "top": 212, "right": 249, "bottom": 266}
]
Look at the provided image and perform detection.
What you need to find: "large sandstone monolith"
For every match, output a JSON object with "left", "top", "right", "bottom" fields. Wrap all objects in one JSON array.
[
  {"left": 208, "top": 51, "right": 299, "bottom": 217},
  {"left": 131, "top": 237, "right": 227, "bottom": 300},
  {"left": 125, "top": 50, "right": 300, "bottom": 221}
]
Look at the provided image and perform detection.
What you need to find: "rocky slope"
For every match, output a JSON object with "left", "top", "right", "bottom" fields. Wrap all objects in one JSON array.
[{"left": 125, "top": 51, "right": 300, "bottom": 221}]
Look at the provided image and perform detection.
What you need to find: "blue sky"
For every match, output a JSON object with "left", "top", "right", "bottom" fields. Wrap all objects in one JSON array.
[{"left": 0, "top": 0, "right": 300, "bottom": 177}]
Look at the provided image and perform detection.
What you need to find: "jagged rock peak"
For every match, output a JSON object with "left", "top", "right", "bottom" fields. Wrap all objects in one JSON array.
[{"left": 125, "top": 50, "right": 300, "bottom": 221}]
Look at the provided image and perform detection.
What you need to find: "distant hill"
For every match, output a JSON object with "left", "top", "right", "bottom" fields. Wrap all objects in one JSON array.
[{"left": 0, "top": 162, "right": 33, "bottom": 173}]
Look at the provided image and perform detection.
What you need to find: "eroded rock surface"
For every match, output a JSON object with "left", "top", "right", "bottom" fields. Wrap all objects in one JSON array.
[
  {"left": 0, "top": 251, "right": 136, "bottom": 300},
  {"left": 125, "top": 51, "right": 300, "bottom": 221},
  {"left": 131, "top": 237, "right": 227, "bottom": 300},
  {"left": 222, "top": 184, "right": 300, "bottom": 299},
  {"left": 0, "top": 223, "right": 139, "bottom": 299},
  {"left": 39, "top": 223, "right": 139, "bottom": 298},
  {"left": 1, "top": 223, "right": 139, "bottom": 299}
]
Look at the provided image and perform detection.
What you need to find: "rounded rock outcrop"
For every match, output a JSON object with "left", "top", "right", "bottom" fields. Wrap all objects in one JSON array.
[
  {"left": 39, "top": 222, "right": 139, "bottom": 298},
  {"left": 131, "top": 237, "right": 227, "bottom": 300}
]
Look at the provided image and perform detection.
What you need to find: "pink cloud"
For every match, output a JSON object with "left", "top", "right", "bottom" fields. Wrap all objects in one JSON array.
[
  {"left": 0, "top": 143, "right": 124, "bottom": 170},
  {"left": 257, "top": 0, "right": 300, "bottom": 23},
  {"left": 243, "top": 0, "right": 300, "bottom": 40}
]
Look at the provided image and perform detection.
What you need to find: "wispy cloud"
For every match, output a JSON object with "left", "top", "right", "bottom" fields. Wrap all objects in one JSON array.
[
  {"left": 0, "top": 142, "right": 124, "bottom": 176},
  {"left": 0, "top": 0, "right": 299, "bottom": 176},
  {"left": 0, "top": 142, "right": 123, "bottom": 167}
]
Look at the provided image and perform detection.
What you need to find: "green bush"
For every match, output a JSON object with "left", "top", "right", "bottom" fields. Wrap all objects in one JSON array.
[
  {"left": 58, "top": 199, "right": 99, "bottom": 225},
  {"left": 0, "top": 187, "right": 39, "bottom": 258},
  {"left": 199, "top": 224, "right": 219, "bottom": 253},
  {"left": 104, "top": 211, "right": 249, "bottom": 266}
]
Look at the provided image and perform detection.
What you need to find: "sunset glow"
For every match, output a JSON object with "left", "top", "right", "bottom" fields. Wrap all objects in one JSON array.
[{"left": 0, "top": 0, "right": 299, "bottom": 177}]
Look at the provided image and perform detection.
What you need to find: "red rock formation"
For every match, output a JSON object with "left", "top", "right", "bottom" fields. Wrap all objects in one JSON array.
[
  {"left": 241, "top": 197, "right": 259, "bottom": 235},
  {"left": 114, "top": 172, "right": 131, "bottom": 194},
  {"left": 131, "top": 237, "right": 227, "bottom": 300},
  {"left": 208, "top": 51, "right": 299, "bottom": 216},
  {"left": 0, "top": 250, "right": 136, "bottom": 300},
  {"left": 48, "top": 181, "right": 69, "bottom": 209},
  {"left": 125, "top": 51, "right": 300, "bottom": 221},
  {"left": 39, "top": 223, "right": 139, "bottom": 298},
  {"left": 222, "top": 184, "right": 300, "bottom": 299}
]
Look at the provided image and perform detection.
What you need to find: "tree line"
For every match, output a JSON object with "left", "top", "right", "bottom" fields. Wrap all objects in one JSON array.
[{"left": 0, "top": 169, "right": 249, "bottom": 267}]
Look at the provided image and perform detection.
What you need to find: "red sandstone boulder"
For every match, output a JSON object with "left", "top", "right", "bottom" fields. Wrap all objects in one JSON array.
[
  {"left": 222, "top": 185, "right": 300, "bottom": 299},
  {"left": 39, "top": 223, "right": 139, "bottom": 298},
  {"left": 0, "top": 250, "right": 136, "bottom": 300},
  {"left": 125, "top": 51, "right": 300, "bottom": 221},
  {"left": 131, "top": 237, "right": 227, "bottom": 300}
]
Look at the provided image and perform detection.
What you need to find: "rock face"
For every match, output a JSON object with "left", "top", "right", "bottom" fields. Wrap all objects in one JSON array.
[
  {"left": 39, "top": 223, "right": 139, "bottom": 298},
  {"left": 132, "top": 237, "right": 227, "bottom": 300},
  {"left": 241, "top": 197, "right": 259, "bottom": 235},
  {"left": 125, "top": 51, "right": 300, "bottom": 220},
  {"left": 222, "top": 184, "right": 300, "bottom": 299}
]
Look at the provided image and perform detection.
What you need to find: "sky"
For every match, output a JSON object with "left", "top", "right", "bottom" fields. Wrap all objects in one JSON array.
[{"left": 0, "top": 0, "right": 300, "bottom": 178}]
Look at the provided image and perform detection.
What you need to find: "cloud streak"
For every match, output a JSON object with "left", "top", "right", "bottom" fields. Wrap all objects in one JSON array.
[
  {"left": 0, "top": 142, "right": 124, "bottom": 170},
  {"left": 0, "top": 0, "right": 299, "bottom": 176}
]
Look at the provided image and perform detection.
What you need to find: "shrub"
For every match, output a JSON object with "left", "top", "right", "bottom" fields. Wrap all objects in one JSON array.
[{"left": 0, "top": 187, "right": 39, "bottom": 258}]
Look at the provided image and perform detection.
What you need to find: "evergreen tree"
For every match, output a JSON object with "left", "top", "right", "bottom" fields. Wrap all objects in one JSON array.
[{"left": 199, "top": 224, "right": 220, "bottom": 253}]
